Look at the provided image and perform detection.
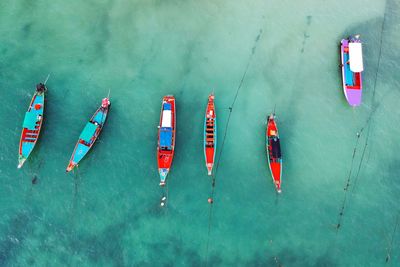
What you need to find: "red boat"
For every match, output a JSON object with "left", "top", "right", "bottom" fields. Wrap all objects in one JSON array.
[
  {"left": 266, "top": 113, "right": 282, "bottom": 193},
  {"left": 157, "top": 96, "right": 176, "bottom": 186},
  {"left": 204, "top": 93, "right": 216, "bottom": 175}
]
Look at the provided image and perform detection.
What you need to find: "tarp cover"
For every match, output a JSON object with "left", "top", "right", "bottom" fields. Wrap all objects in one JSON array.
[
  {"left": 271, "top": 138, "right": 281, "bottom": 158},
  {"left": 79, "top": 122, "right": 98, "bottom": 142},
  {"left": 23, "top": 111, "right": 37, "bottom": 130},
  {"left": 160, "top": 127, "right": 172, "bottom": 148},
  {"left": 163, "top": 103, "right": 171, "bottom": 110},
  {"left": 161, "top": 110, "right": 172, "bottom": 127},
  {"left": 349, "top": 43, "right": 364, "bottom": 72}
]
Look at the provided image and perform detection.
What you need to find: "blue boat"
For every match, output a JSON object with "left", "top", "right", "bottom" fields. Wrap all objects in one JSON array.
[
  {"left": 18, "top": 81, "right": 48, "bottom": 168},
  {"left": 66, "top": 96, "right": 111, "bottom": 172}
]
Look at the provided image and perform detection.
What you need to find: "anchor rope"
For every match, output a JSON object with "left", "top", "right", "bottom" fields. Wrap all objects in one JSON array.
[
  {"left": 371, "top": 0, "right": 388, "bottom": 105},
  {"left": 335, "top": 0, "right": 388, "bottom": 232},
  {"left": 204, "top": 29, "right": 263, "bottom": 267},
  {"left": 335, "top": 133, "right": 361, "bottom": 231},
  {"left": 386, "top": 213, "right": 400, "bottom": 263}
]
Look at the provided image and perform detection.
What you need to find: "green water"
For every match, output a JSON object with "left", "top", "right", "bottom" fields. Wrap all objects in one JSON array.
[{"left": 1, "top": 0, "right": 400, "bottom": 266}]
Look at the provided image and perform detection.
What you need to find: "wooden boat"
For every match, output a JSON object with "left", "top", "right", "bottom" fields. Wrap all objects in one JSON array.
[
  {"left": 18, "top": 82, "right": 48, "bottom": 168},
  {"left": 266, "top": 113, "right": 282, "bottom": 193},
  {"left": 204, "top": 93, "right": 216, "bottom": 175},
  {"left": 157, "top": 95, "right": 176, "bottom": 186},
  {"left": 66, "top": 96, "right": 111, "bottom": 172},
  {"left": 340, "top": 35, "right": 363, "bottom": 106}
]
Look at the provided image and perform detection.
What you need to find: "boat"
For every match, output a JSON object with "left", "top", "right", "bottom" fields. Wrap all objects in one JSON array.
[
  {"left": 18, "top": 82, "right": 48, "bottom": 168},
  {"left": 340, "top": 35, "right": 364, "bottom": 106},
  {"left": 66, "top": 96, "right": 111, "bottom": 172},
  {"left": 204, "top": 93, "right": 216, "bottom": 175},
  {"left": 157, "top": 95, "right": 176, "bottom": 186},
  {"left": 266, "top": 113, "right": 282, "bottom": 193}
]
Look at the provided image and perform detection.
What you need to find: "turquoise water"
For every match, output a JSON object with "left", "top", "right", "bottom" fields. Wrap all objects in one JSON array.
[{"left": 1, "top": 0, "right": 399, "bottom": 266}]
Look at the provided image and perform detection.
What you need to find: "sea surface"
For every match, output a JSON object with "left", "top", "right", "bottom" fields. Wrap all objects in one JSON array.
[{"left": 0, "top": 0, "right": 399, "bottom": 266}]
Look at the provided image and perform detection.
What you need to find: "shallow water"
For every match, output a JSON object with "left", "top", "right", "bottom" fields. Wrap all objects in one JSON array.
[{"left": 0, "top": 0, "right": 399, "bottom": 266}]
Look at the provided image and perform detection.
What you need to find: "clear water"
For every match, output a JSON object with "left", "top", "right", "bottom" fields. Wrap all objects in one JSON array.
[{"left": 0, "top": 0, "right": 399, "bottom": 266}]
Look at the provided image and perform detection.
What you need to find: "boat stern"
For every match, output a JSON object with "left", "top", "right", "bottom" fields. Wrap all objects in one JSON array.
[
  {"left": 159, "top": 168, "right": 169, "bottom": 186},
  {"left": 345, "top": 88, "right": 362, "bottom": 107},
  {"left": 207, "top": 163, "right": 213, "bottom": 176},
  {"left": 17, "top": 156, "right": 26, "bottom": 169},
  {"left": 66, "top": 162, "right": 76, "bottom": 173},
  {"left": 275, "top": 182, "right": 282, "bottom": 194}
]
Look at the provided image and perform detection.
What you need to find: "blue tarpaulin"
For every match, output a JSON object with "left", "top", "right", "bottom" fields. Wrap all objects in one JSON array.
[
  {"left": 344, "top": 53, "right": 354, "bottom": 86},
  {"left": 160, "top": 127, "right": 172, "bottom": 148},
  {"left": 163, "top": 103, "right": 171, "bottom": 110}
]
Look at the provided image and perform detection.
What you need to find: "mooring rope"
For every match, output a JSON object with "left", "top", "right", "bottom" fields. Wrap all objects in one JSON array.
[
  {"left": 371, "top": 0, "right": 388, "bottom": 105},
  {"left": 204, "top": 29, "right": 263, "bottom": 267},
  {"left": 335, "top": 132, "right": 361, "bottom": 231},
  {"left": 335, "top": 0, "right": 388, "bottom": 233},
  {"left": 386, "top": 213, "right": 399, "bottom": 263},
  {"left": 73, "top": 166, "right": 81, "bottom": 211}
]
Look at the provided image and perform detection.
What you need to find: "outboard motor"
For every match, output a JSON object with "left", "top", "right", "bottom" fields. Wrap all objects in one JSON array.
[{"left": 36, "top": 83, "right": 46, "bottom": 93}]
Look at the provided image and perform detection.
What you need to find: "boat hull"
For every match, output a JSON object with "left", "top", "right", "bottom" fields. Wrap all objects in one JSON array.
[
  {"left": 18, "top": 88, "right": 46, "bottom": 168},
  {"left": 340, "top": 37, "right": 363, "bottom": 106},
  {"left": 66, "top": 98, "right": 110, "bottom": 172},
  {"left": 266, "top": 114, "right": 282, "bottom": 193},
  {"left": 157, "top": 96, "right": 176, "bottom": 186},
  {"left": 204, "top": 93, "right": 216, "bottom": 176}
]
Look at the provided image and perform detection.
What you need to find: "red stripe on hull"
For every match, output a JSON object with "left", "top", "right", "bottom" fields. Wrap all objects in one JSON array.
[
  {"left": 204, "top": 93, "right": 216, "bottom": 175},
  {"left": 18, "top": 93, "right": 44, "bottom": 156},
  {"left": 266, "top": 115, "right": 282, "bottom": 193},
  {"left": 157, "top": 96, "right": 176, "bottom": 174}
]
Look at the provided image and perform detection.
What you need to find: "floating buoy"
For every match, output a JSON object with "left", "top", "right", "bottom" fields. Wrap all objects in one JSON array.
[
  {"left": 160, "top": 196, "right": 167, "bottom": 207},
  {"left": 208, "top": 198, "right": 213, "bottom": 204}
]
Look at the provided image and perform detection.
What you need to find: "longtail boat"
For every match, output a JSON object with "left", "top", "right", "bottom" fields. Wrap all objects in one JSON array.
[
  {"left": 18, "top": 80, "right": 48, "bottom": 168},
  {"left": 157, "top": 95, "right": 176, "bottom": 186},
  {"left": 204, "top": 93, "right": 216, "bottom": 175},
  {"left": 340, "top": 35, "right": 364, "bottom": 106},
  {"left": 66, "top": 96, "right": 111, "bottom": 172},
  {"left": 266, "top": 113, "right": 282, "bottom": 193}
]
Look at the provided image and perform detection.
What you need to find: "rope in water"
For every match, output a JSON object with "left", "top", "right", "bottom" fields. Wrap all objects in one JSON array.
[
  {"left": 204, "top": 29, "right": 263, "bottom": 267},
  {"left": 160, "top": 180, "right": 169, "bottom": 208},
  {"left": 335, "top": 0, "right": 388, "bottom": 232},
  {"left": 73, "top": 167, "right": 81, "bottom": 210},
  {"left": 386, "top": 213, "right": 399, "bottom": 263},
  {"left": 335, "top": 132, "right": 361, "bottom": 231},
  {"left": 371, "top": 0, "right": 388, "bottom": 104}
]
